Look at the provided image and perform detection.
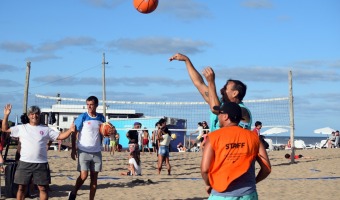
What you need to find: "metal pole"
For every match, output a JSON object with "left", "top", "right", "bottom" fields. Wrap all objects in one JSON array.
[
  {"left": 289, "top": 70, "right": 295, "bottom": 163},
  {"left": 23, "top": 61, "right": 31, "bottom": 114},
  {"left": 102, "top": 53, "right": 108, "bottom": 118}
]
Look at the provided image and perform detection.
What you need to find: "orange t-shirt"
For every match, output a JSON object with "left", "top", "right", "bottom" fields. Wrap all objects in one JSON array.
[{"left": 208, "top": 126, "right": 260, "bottom": 192}]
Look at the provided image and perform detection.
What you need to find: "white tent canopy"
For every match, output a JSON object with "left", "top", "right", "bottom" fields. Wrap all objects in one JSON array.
[
  {"left": 262, "top": 127, "right": 289, "bottom": 135},
  {"left": 314, "top": 127, "right": 335, "bottom": 135}
]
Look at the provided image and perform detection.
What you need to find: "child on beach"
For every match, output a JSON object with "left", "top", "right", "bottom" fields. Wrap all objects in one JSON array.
[
  {"left": 121, "top": 152, "right": 142, "bottom": 176},
  {"left": 142, "top": 129, "right": 151, "bottom": 154},
  {"left": 109, "top": 126, "right": 117, "bottom": 156}
]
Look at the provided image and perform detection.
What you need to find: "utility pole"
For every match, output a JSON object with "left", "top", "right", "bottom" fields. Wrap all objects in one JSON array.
[
  {"left": 23, "top": 61, "right": 31, "bottom": 114},
  {"left": 102, "top": 53, "right": 108, "bottom": 118},
  {"left": 288, "top": 70, "right": 295, "bottom": 163}
]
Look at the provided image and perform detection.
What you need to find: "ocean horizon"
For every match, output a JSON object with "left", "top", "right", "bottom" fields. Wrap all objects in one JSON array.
[{"left": 264, "top": 135, "right": 328, "bottom": 145}]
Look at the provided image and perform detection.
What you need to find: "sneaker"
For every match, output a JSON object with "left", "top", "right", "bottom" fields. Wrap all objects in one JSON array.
[{"left": 68, "top": 191, "right": 76, "bottom": 200}]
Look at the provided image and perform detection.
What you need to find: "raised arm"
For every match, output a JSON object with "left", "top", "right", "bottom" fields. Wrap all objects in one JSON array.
[
  {"left": 169, "top": 53, "right": 210, "bottom": 103},
  {"left": 203, "top": 67, "right": 220, "bottom": 114},
  {"left": 2, "top": 104, "right": 12, "bottom": 133}
]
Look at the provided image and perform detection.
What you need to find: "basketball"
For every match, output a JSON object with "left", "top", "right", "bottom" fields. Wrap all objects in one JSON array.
[
  {"left": 133, "top": 0, "right": 158, "bottom": 14},
  {"left": 99, "top": 122, "right": 114, "bottom": 136},
  {"left": 171, "top": 133, "right": 177, "bottom": 140}
]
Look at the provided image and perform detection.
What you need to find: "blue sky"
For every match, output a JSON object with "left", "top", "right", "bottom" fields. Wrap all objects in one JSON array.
[{"left": 1, "top": 0, "right": 339, "bottom": 136}]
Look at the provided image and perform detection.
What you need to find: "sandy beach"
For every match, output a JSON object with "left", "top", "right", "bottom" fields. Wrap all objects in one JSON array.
[{"left": 2, "top": 148, "right": 340, "bottom": 200}]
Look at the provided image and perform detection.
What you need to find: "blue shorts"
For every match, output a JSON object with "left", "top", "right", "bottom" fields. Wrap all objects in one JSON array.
[
  {"left": 158, "top": 146, "right": 169, "bottom": 157},
  {"left": 208, "top": 191, "right": 258, "bottom": 200},
  {"left": 103, "top": 137, "right": 110, "bottom": 145}
]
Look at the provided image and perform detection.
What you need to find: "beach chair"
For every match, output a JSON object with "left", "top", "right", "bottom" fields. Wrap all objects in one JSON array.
[
  {"left": 264, "top": 138, "right": 274, "bottom": 151},
  {"left": 315, "top": 139, "right": 328, "bottom": 149},
  {"left": 285, "top": 140, "right": 312, "bottom": 150},
  {"left": 294, "top": 140, "right": 307, "bottom": 149}
]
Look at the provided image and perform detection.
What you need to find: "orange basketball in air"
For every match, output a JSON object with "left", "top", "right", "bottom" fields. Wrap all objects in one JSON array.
[
  {"left": 99, "top": 122, "right": 114, "bottom": 136},
  {"left": 133, "top": 0, "right": 158, "bottom": 14}
]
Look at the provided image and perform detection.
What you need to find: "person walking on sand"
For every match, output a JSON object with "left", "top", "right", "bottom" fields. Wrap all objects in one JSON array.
[
  {"left": 68, "top": 96, "right": 105, "bottom": 200},
  {"left": 157, "top": 118, "right": 172, "bottom": 175},
  {"left": 169, "top": 53, "right": 252, "bottom": 131},
  {"left": 2, "top": 104, "right": 75, "bottom": 200},
  {"left": 142, "top": 128, "right": 151, "bottom": 154},
  {"left": 201, "top": 102, "right": 271, "bottom": 199},
  {"left": 151, "top": 122, "right": 160, "bottom": 155}
]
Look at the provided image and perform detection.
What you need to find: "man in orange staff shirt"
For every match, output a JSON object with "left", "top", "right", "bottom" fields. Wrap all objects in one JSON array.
[{"left": 201, "top": 102, "right": 271, "bottom": 199}]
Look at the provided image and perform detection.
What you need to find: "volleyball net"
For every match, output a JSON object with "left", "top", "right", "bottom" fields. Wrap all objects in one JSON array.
[
  {"left": 35, "top": 94, "right": 290, "bottom": 131},
  {"left": 35, "top": 94, "right": 290, "bottom": 150}
]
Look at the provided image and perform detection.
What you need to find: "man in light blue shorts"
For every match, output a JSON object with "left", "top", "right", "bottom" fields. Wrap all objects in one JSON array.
[{"left": 68, "top": 96, "right": 105, "bottom": 200}]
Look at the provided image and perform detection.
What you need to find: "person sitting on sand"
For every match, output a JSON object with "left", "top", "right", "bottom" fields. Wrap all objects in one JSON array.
[
  {"left": 177, "top": 143, "right": 187, "bottom": 152},
  {"left": 327, "top": 132, "right": 336, "bottom": 148},
  {"left": 121, "top": 152, "right": 141, "bottom": 176},
  {"left": 285, "top": 153, "right": 312, "bottom": 159},
  {"left": 286, "top": 138, "right": 292, "bottom": 148}
]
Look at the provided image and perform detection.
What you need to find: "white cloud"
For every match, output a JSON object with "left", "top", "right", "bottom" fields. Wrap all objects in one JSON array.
[
  {"left": 107, "top": 37, "right": 210, "bottom": 55},
  {"left": 242, "top": 0, "right": 273, "bottom": 9},
  {"left": 213, "top": 65, "right": 340, "bottom": 83},
  {"left": 0, "top": 42, "right": 33, "bottom": 53},
  {"left": 36, "top": 37, "right": 97, "bottom": 52},
  {"left": 0, "top": 64, "right": 21, "bottom": 72},
  {"left": 0, "top": 79, "right": 23, "bottom": 87},
  {"left": 159, "top": 0, "right": 213, "bottom": 21},
  {"left": 26, "top": 54, "right": 62, "bottom": 62},
  {"left": 83, "top": 0, "right": 125, "bottom": 9}
]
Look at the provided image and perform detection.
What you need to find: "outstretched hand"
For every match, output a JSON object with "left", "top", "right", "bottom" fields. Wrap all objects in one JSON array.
[
  {"left": 4, "top": 104, "right": 12, "bottom": 116},
  {"left": 202, "top": 67, "right": 215, "bottom": 83},
  {"left": 169, "top": 53, "right": 189, "bottom": 62}
]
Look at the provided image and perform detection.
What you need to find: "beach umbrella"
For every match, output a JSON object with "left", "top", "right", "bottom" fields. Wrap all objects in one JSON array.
[
  {"left": 261, "top": 127, "right": 289, "bottom": 135},
  {"left": 314, "top": 127, "right": 335, "bottom": 135},
  {"left": 261, "top": 127, "right": 289, "bottom": 144}
]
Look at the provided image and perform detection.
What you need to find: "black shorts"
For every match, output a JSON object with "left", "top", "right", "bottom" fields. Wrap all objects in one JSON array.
[{"left": 14, "top": 161, "right": 51, "bottom": 185}]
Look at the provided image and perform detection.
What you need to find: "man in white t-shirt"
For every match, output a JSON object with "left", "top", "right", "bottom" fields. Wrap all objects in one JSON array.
[
  {"left": 69, "top": 96, "right": 105, "bottom": 200},
  {"left": 1, "top": 104, "right": 75, "bottom": 200}
]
